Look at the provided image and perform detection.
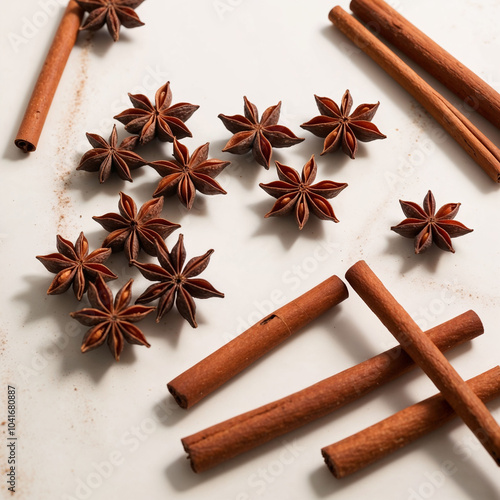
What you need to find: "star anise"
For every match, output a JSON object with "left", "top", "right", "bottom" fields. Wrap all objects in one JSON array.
[
  {"left": 132, "top": 235, "right": 224, "bottom": 327},
  {"left": 218, "top": 97, "right": 304, "bottom": 169},
  {"left": 114, "top": 82, "right": 199, "bottom": 145},
  {"left": 76, "top": 0, "right": 145, "bottom": 42},
  {"left": 300, "top": 90, "right": 386, "bottom": 158},
  {"left": 77, "top": 125, "right": 147, "bottom": 183},
  {"left": 37, "top": 232, "right": 117, "bottom": 301},
  {"left": 391, "top": 190, "right": 473, "bottom": 254},
  {"left": 259, "top": 155, "right": 348, "bottom": 230},
  {"left": 70, "top": 276, "right": 154, "bottom": 361},
  {"left": 93, "top": 192, "right": 180, "bottom": 263},
  {"left": 150, "top": 139, "right": 229, "bottom": 209}
]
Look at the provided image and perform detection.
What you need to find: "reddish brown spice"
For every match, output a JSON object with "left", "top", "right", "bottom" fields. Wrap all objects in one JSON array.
[
  {"left": 322, "top": 366, "right": 500, "bottom": 478},
  {"left": 180, "top": 311, "right": 483, "bottom": 472},
  {"left": 350, "top": 0, "right": 500, "bottom": 129},
  {"left": 14, "top": 1, "right": 84, "bottom": 152},
  {"left": 328, "top": 6, "right": 500, "bottom": 182},
  {"left": 167, "top": 276, "right": 349, "bottom": 409},
  {"left": 345, "top": 260, "right": 500, "bottom": 466}
]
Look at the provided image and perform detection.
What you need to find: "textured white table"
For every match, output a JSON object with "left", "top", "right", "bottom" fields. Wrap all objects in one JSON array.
[{"left": 1, "top": 1, "right": 500, "bottom": 499}]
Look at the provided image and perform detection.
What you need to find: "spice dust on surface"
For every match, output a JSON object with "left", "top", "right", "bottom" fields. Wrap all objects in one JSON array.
[
  {"left": 0, "top": 328, "right": 6, "bottom": 355},
  {"left": 52, "top": 34, "right": 91, "bottom": 235}
]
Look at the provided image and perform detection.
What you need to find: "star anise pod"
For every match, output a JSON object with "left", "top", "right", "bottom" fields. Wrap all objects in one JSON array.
[
  {"left": 76, "top": 0, "right": 145, "bottom": 42},
  {"left": 218, "top": 97, "right": 304, "bottom": 169},
  {"left": 70, "top": 276, "right": 154, "bottom": 361},
  {"left": 300, "top": 90, "right": 386, "bottom": 158},
  {"left": 77, "top": 125, "right": 147, "bottom": 183},
  {"left": 132, "top": 235, "right": 224, "bottom": 327},
  {"left": 93, "top": 192, "right": 180, "bottom": 263},
  {"left": 391, "top": 190, "right": 473, "bottom": 254},
  {"left": 150, "top": 139, "right": 229, "bottom": 209},
  {"left": 259, "top": 155, "right": 348, "bottom": 230},
  {"left": 114, "top": 82, "right": 199, "bottom": 145},
  {"left": 37, "top": 232, "right": 117, "bottom": 301}
]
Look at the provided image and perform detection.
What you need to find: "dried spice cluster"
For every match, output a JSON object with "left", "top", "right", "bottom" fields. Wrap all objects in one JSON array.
[
  {"left": 77, "top": 83, "right": 389, "bottom": 229},
  {"left": 45, "top": 83, "right": 388, "bottom": 360},
  {"left": 78, "top": 81, "right": 231, "bottom": 210},
  {"left": 23, "top": 1, "right": 485, "bottom": 491},
  {"left": 38, "top": 191, "right": 224, "bottom": 361},
  {"left": 40, "top": 79, "right": 473, "bottom": 359}
]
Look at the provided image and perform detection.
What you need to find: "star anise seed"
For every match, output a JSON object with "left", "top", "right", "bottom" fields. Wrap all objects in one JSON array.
[
  {"left": 70, "top": 276, "right": 154, "bottom": 361},
  {"left": 93, "top": 192, "right": 180, "bottom": 263},
  {"left": 76, "top": 0, "right": 145, "bottom": 42},
  {"left": 37, "top": 232, "right": 117, "bottom": 300},
  {"left": 391, "top": 190, "right": 473, "bottom": 254},
  {"left": 259, "top": 155, "right": 348, "bottom": 230},
  {"left": 301, "top": 90, "right": 386, "bottom": 158},
  {"left": 219, "top": 96, "right": 304, "bottom": 169},
  {"left": 114, "top": 82, "right": 199, "bottom": 145},
  {"left": 150, "top": 139, "right": 230, "bottom": 209},
  {"left": 132, "top": 235, "right": 224, "bottom": 327},
  {"left": 77, "top": 125, "right": 147, "bottom": 183}
]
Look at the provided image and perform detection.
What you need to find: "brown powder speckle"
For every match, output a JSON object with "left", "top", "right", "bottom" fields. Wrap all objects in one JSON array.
[
  {"left": 52, "top": 34, "right": 91, "bottom": 235},
  {"left": 0, "top": 329, "right": 6, "bottom": 355}
]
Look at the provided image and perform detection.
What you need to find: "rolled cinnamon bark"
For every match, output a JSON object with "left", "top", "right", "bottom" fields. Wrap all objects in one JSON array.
[
  {"left": 168, "top": 275, "right": 349, "bottom": 409},
  {"left": 182, "top": 310, "right": 482, "bottom": 472},
  {"left": 345, "top": 260, "right": 500, "bottom": 466},
  {"left": 328, "top": 6, "right": 500, "bottom": 183},
  {"left": 350, "top": 0, "right": 500, "bottom": 129},
  {"left": 14, "top": 1, "right": 84, "bottom": 153},
  {"left": 322, "top": 366, "right": 500, "bottom": 478}
]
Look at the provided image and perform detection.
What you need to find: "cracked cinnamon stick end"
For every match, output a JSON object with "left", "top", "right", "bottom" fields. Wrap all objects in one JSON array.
[
  {"left": 180, "top": 310, "right": 482, "bottom": 473},
  {"left": 322, "top": 366, "right": 500, "bottom": 478},
  {"left": 14, "top": 1, "right": 84, "bottom": 153},
  {"left": 167, "top": 275, "right": 348, "bottom": 409}
]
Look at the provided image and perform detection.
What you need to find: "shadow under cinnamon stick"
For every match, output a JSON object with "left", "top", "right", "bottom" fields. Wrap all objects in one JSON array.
[
  {"left": 181, "top": 310, "right": 482, "bottom": 472},
  {"left": 328, "top": 6, "right": 500, "bottom": 183},
  {"left": 322, "top": 366, "right": 500, "bottom": 478},
  {"left": 168, "top": 275, "right": 349, "bottom": 409},
  {"left": 14, "top": 1, "right": 83, "bottom": 153}
]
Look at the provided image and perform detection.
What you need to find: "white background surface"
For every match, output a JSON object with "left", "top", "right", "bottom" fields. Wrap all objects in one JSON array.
[{"left": 1, "top": 0, "right": 500, "bottom": 499}]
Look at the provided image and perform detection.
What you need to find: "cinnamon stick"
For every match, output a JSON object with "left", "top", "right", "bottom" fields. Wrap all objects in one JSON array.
[
  {"left": 168, "top": 275, "right": 349, "bottom": 409},
  {"left": 322, "top": 366, "right": 500, "bottom": 478},
  {"left": 182, "top": 310, "right": 482, "bottom": 472},
  {"left": 345, "top": 260, "right": 500, "bottom": 465},
  {"left": 350, "top": 0, "right": 500, "bottom": 129},
  {"left": 328, "top": 6, "right": 500, "bottom": 183},
  {"left": 14, "top": 1, "right": 84, "bottom": 153}
]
